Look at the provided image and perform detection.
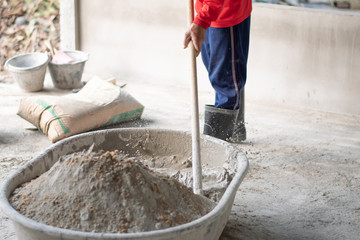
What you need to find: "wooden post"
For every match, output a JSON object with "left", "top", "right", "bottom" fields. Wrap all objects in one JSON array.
[{"left": 60, "top": 0, "right": 80, "bottom": 50}]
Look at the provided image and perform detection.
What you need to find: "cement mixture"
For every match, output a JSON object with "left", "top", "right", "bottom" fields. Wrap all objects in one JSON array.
[{"left": 9, "top": 147, "right": 216, "bottom": 233}]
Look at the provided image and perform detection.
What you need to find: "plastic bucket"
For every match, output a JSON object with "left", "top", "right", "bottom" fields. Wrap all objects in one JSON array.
[
  {"left": 48, "top": 50, "right": 88, "bottom": 89},
  {"left": 5, "top": 52, "right": 49, "bottom": 92}
]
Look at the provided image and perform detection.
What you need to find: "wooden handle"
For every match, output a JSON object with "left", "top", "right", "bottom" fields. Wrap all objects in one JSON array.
[
  {"left": 187, "top": 0, "right": 203, "bottom": 195},
  {"left": 188, "top": 0, "right": 195, "bottom": 26},
  {"left": 45, "top": 40, "right": 56, "bottom": 57}
]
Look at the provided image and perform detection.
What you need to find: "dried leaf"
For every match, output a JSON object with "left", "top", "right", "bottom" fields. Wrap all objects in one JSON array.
[
  {"left": 4, "top": 26, "right": 17, "bottom": 36},
  {"left": 3, "top": 6, "right": 24, "bottom": 17}
]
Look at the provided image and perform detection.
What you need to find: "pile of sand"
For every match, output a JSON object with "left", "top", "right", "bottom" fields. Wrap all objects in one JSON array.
[{"left": 10, "top": 148, "right": 215, "bottom": 233}]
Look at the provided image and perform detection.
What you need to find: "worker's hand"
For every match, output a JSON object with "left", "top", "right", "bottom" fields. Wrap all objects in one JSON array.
[{"left": 183, "top": 23, "right": 206, "bottom": 57}]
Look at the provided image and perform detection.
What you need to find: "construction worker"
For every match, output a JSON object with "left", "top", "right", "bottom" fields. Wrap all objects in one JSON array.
[{"left": 184, "top": 0, "right": 252, "bottom": 142}]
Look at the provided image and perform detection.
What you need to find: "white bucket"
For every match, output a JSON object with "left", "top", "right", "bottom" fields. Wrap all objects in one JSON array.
[{"left": 5, "top": 52, "right": 49, "bottom": 92}]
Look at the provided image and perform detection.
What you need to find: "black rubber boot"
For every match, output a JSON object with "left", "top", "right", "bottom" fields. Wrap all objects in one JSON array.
[
  {"left": 228, "top": 111, "right": 246, "bottom": 142},
  {"left": 203, "top": 105, "right": 237, "bottom": 141},
  {"left": 229, "top": 89, "right": 246, "bottom": 142},
  {"left": 203, "top": 89, "right": 246, "bottom": 142}
]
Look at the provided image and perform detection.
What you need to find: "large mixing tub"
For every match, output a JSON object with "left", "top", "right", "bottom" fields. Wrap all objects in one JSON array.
[{"left": 0, "top": 128, "right": 248, "bottom": 240}]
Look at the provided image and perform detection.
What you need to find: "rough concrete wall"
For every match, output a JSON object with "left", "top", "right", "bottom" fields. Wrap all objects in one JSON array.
[
  {"left": 63, "top": 1, "right": 360, "bottom": 115},
  {"left": 76, "top": 0, "right": 193, "bottom": 85},
  {"left": 247, "top": 4, "right": 360, "bottom": 115}
]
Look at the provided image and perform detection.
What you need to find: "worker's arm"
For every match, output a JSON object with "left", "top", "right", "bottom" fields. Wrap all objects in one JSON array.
[
  {"left": 183, "top": 23, "right": 206, "bottom": 56},
  {"left": 183, "top": 0, "right": 224, "bottom": 56},
  {"left": 193, "top": 0, "right": 224, "bottom": 29}
]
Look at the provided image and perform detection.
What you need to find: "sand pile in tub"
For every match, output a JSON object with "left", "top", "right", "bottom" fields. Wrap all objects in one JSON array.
[{"left": 9, "top": 147, "right": 217, "bottom": 233}]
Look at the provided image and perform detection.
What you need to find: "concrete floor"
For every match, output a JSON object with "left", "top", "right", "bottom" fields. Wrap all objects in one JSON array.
[{"left": 0, "top": 72, "right": 359, "bottom": 239}]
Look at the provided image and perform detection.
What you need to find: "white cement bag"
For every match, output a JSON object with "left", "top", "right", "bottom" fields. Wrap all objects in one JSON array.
[{"left": 17, "top": 77, "right": 144, "bottom": 142}]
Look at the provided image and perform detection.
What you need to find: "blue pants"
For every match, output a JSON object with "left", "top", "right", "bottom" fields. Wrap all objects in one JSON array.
[{"left": 201, "top": 16, "right": 251, "bottom": 110}]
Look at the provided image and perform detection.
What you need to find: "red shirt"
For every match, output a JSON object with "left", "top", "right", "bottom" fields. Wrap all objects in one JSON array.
[{"left": 194, "top": 0, "right": 252, "bottom": 29}]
